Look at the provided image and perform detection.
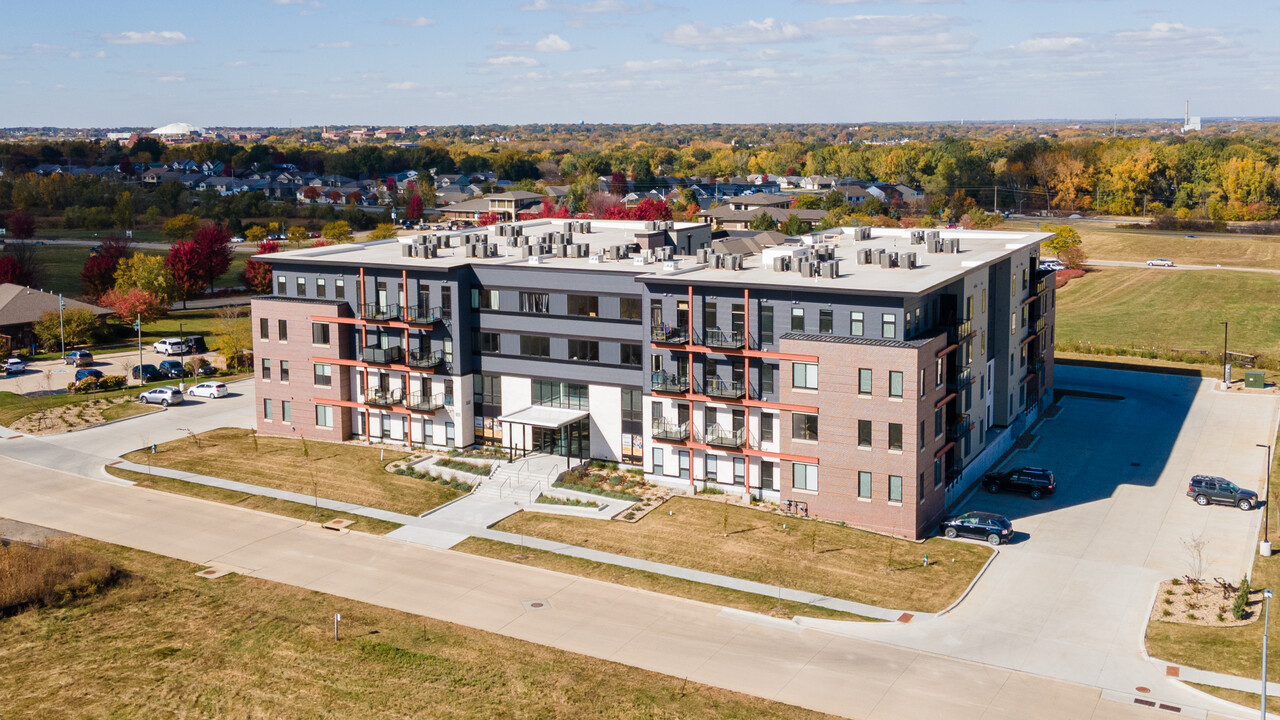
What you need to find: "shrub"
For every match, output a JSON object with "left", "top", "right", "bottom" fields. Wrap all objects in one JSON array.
[
  {"left": 98, "top": 375, "right": 127, "bottom": 391},
  {"left": 67, "top": 377, "right": 100, "bottom": 394},
  {"left": 1232, "top": 577, "right": 1251, "bottom": 620},
  {"left": 1162, "top": 609, "right": 1172, "bottom": 617},
  {"left": 0, "top": 541, "right": 121, "bottom": 613},
  {"left": 698, "top": 486, "right": 725, "bottom": 495}
]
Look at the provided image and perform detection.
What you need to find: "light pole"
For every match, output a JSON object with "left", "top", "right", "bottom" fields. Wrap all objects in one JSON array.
[
  {"left": 58, "top": 294, "right": 65, "bottom": 360},
  {"left": 1223, "top": 321, "right": 1231, "bottom": 389},
  {"left": 178, "top": 321, "right": 186, "bottom": 392},
  {"left": 1264, "top": 588, "right": 1273, "bottom": 720},
  {"left": 1262, "top": 443, "right": 1274, "bottom": 555}
]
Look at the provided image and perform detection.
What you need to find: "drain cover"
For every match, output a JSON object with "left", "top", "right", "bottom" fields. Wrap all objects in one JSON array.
[
  {"left": 522, "top": 599, "right": 551, "bottom": 611},
  {"left": 1135, "top": 686, "right": 1150, "bottom": 694}
]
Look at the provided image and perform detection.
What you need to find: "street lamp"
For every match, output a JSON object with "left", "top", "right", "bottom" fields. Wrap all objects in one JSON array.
[
  {"left": 1223, "top": 321, "right": 1231, "bottom": 389},
  {"left": 1264, "top": 588, "right": 1273, "bottom": 720},
  {"left": 1261, "top": 443, "right": 1274, "bottom": 556},
  {"left": 178, "top": 321, "right": 186, "bottom": 392}
]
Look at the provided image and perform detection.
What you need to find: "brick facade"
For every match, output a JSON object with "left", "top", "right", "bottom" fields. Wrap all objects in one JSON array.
[{"left": 252, "top": 297, "right": 355, "bottom": 442}]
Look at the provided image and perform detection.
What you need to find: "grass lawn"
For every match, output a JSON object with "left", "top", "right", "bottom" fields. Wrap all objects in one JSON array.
[
  {"left": 0, "top": 539, "right": 833, "bottom": 720},
  {"left": 122, "top": 427, "right": 461, "bottom": 516},
  {"left": 1055, "top": 267, "right": 1280, "bottom": 357},
  {"left": 1004, "top": 219, "right": 1280, "bottom": 269},
  {"left": 35, "top": 227, "right": 168, "bottom": 244},
  {"left": 22, "top": 243, "right": 246, "bottom": 298},
  {"left": 0, "top": 381, "right": 172, "bottom": 427},
  {"left": 100, "top": 402, "right": 160, "bottom": 423},
  {"left": 493, "top": 496, "right": 992, "bottom": 613},
  {"left": 455, "top": 537, "right": 875, "bottom": 622},
  {"left": 105, "top": 466, "right": 403, "bottom": 534}
]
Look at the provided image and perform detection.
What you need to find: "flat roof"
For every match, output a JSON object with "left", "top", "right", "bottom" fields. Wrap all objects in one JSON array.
[{"left": 265, "top": 219, "right": 1051, "bottom": 297}]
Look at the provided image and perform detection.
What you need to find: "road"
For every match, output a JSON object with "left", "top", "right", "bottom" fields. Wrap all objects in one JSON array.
[
  {"left": 1087, "top": 259, "right": 1280, "bottom": 275},
  {"left": 0, "top": 348, "right": 222, "bottom": 395},
  {"left": 32, "top": 238, "right": 261, "bottom": 253}
]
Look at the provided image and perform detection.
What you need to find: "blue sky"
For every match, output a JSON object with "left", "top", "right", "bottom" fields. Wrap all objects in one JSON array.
[{"left": 2, "top": 0, "right": 1277, "bottom": 127}]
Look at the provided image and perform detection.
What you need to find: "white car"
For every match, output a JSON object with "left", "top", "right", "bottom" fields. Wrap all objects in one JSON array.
[
  {"left": 1039, "top": 260, "right": 1066, "bottom": 271},
  {"left": 152, "top": 338, "right": 188, "bottom": 355},
  {"left": 3, "top": 357, "right": 27, "bottom": 375},
  {"left": 230, "top": 236, "right": 246, "bottom": 243},
  {"left": 1147, "top": 258, "right": 1175, "bottom": 267},
  {"left": 139, "top": 386, "right": 184, "bottom": 406},
  {"left": 187, "top": 381, "right": 228, "bottom": 399}
]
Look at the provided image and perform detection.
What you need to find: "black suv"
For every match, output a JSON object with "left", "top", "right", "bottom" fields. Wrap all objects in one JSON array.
[
  {"left": 984, "top": 467, "right": 1056, "bottom": 500},
  {"left": 158, "top": 360, "right": 190, "bottom": 379},
  {"left": 1187, "top": 475, "right": 1258, "bottom": 511},
  {"left": 940, "top": 511, "right": 1013, "bottom": 546},
  {"left": 131, "top": 364, "right": 165, "bottom": 383}
]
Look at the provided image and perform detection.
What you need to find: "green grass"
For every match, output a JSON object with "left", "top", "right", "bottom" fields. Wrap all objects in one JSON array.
[
  {"left": 434, "top": 458, "right": 490, "bottom": 476},
  {"left": 1056, "top": 267, "right": 1280, "bottom": 358},
  {"left": 22, "top": 243, "right": 247, "bottom": 298},
  {"left": 100, "top": 402, "right": 160, "bottom": 423},
  {"left": 455, "top": 537, "right": 876, "bottom": 622},
  {"left": 535, "top": 494, "right": 600, "bottom": 508},
  {"left": 1185, "top": 683, "right": 1280, "bottom": 715},
  {"left": 0, "top": 539, "right": 835, "bottom": 719},
  {"left": 105, "top": 466, "right": 403, "bottom": 534},
  {"left": 0, "top": 382, "right": 166, "bottom": 427},
  {"left": 35, "top": 227, "right": 168, "bottom": 244}
]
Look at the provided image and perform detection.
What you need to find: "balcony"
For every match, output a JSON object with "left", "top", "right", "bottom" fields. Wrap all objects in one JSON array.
[
  {"left": 703, "top": 425, "right": 747, "bottom": 448},
  {"left": 703, "top": 328, "right": 745, "bottom": 350},
  {"left": 651, "top": 419, "right": 690, "bottom": 442},
  {"left": 947, "top": 368, "right": 973, "bottom": 393},
  {"left": 651, "top": 324, "right": 690, "bottom": 345},
  {"left": 1034, "top": 317, "right": 1045, "bottom": 334},
  {"left": 360, "top": 303, "right": 401, "bottom": 322},
  {"left": 365, "top": 388, "right": 401, "bottom": 407},
  {"left": 651, "top": 372, "right": 689, "bottom": 394},
  {"left": 406, "top": 349, "right": 444, "bottom": 369},
  {"left": 404, "top": 392, "right": 445, "bottom": 412},
  {"left": 362, "top": 345, "right": 404, "bottom": 364},
  {"left": 402, "top": 304, "right": 444, "bottom": 325},
  {"left": 703, "top": 377, "right": 747, "bottom": 400},
  {"left": 947, "top": 413, "right": 971, "bottom": 441},
  {"left": 948, "top": 318, "right": 974, "bottom": 344}
]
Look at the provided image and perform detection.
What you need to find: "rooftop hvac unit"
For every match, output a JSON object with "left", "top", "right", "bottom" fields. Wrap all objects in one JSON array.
[
  {"left": 580, "top": 221, "right": 591, "bottom": 233},
  {"left": 565, "top": 231, "right": 575, "bottom": 244},
  {"left": 633, "top": 254, "right": 652, "bottom": 266},
  {"left": 465, "top": 243, "right": 477, "bottom": 257},
  {"left": 726, "top": 254, "right": 743, "bottom": 271},
  {"left": 696, "top": 248, "right": 711, "bottom": 263},
  {"left": 520, "top": 245, "right": 532, "bottom": 258},
  {"left": 925, "top": 230, "right": 940, "bottom": 242},
  {"left": 872, "top": 249, "right": 886, "bottom": 264},
  {"left": 946, "top": 239, "right": 958, "bottom": 253},
  {"left": 852, "top": 226, "right": 871, "bottom": 241},
  {"left": 589, "top": 254, "right": 603, "bottom": 264},
  {"left": 512, "top": 225, "right": 523, "bottom": 237},
  {"left": 856, "top": 248, "right": 873, "bottom": 265},
  {"left": 820, "top": 261, "right": 837, "bottom": 279},
  {"left": 401, "top": 244, "right": 413, "bottom": 258},
  {"left": 889, "top": 252, "right": 900, "bottom": 268},
  {"left": 772, "top": 256, "right": 790, "bottom": 272},
  {"left": 910, "top": 229, "right": 925, "bottom": 243},
  {"left": 662, "top": 260, "right": 679, "bottom": 271},
  {"left": 555, "top": 244, "right": 568, "bottom": 258},
  {"left": 529, "top": 255, "right": 543, "bottom": 265},
  {"left": 658, "top": 246, "right": 673, "bottom": 260},
  {"left": 903, "top": 252, "right": 917, "bottom": 269},
  {"left": 879, "top": 252, "right": 893, "bottom": 269},
  {"left": 799, "top": 261, "right": 816, "bottom": 278},
  {"left": 494, "top": 225, "right": 507, "bottom": 237},
  {"left": 424, "top": 245, "right": 438, "bottom": 259}
]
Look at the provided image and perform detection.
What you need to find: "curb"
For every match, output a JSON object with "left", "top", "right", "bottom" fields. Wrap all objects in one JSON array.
[
  {"left": 62, "top": 404, "right": 166, "bottom": 433},
  {"left": 936, "top": 547, "right": 998, "bottom": 616}
]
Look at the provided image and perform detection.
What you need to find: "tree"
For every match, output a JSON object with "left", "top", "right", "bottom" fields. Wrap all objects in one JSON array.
[
  {"left": 32, "top": 308, "right": 99, "bottom": 351},
  {"left": 241, "top": 240, "right": 280, "bottom": 295},
  {"left": 118, "top": 155, "right": 134, "bottom": 175},
  {"left": 80, "top": 235, "right": 132, "bottom": 300},
  {"left": 407, "top": 193, "right": 424, "bottom": 221},
  {"left": 791, "top": 194, "right": 822, "bottom": 210},
  {"left": 0, "top": 255, "right": 33, "bottom": 285},
  {"left": 166, "top": 241, "right": 207, "bottom": 306},
  {"left": 209, "top": 306, "right": 252, "bottom": 370},
  {"left": 1058, "top": 245, "right": 1088, "bottom": 270},
  {"left": 113, "top": 191, "right": 135, "bottom": 230},
  {"left": 101, "top": 287, "right": 167, "bottom": 323},
  {"left": 114, "top": 253, "right": 177, "bottom": 307},
  {"left": 321, "top": 220, "right": 352, "bottom": 243},
  {"left": 245, "top": 226, "right": 269, "bottom": 244},
  {"left": 1041, "top": 225, "right": 1082, "bottom": 258},
  {"left": 368, "top": 223, "right": 399, "bottom": 240},
  {"left": 779, "top": 214, "right": 807, "bottom": 236},
  {"left": 286, "top": 225, "right": 308, "bottom": 246},
  {"left": 162, "top": 213, "right": 200, "bottom": 240},
  {"left": 191, "top": 223, "right": 233, "bottom": 281},
  {"left": 302, "top": 185, "right": 321, "bottom": 203},
  {"left": 609, "top": 171, "right": 628, "bottom": 196},
  {"left": 7, "top": 210, "right": 35, "bottom": 239},
  {"left": 748, "top": 211, "right": 779, "bottom": 232}
]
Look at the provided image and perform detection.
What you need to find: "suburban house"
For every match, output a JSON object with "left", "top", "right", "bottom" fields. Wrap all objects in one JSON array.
[{"left": 0, "top": 284, "right": 112, "bottom": 355}]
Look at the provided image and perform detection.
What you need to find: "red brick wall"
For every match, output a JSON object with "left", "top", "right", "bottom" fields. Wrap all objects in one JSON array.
[{"left": 251, "top": 298, "right": 354, "bottom": 442}]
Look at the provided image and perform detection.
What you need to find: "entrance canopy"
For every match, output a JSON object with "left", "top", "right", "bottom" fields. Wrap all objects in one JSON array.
[{"left": 498, "top": 405, "right": 588, "bottom": 429}]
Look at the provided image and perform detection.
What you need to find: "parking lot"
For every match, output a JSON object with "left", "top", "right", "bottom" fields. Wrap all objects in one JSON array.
[
  {"left": 828, "top": 365, "right": 1280, "bottom": 702},
  {"left": 1, "top": 347, "right": 217, "bottom": 395}
]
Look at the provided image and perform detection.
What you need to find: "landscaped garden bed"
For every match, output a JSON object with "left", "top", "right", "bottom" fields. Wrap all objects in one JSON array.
[{"left": 1148, "top": 577, "right": 1260, "bottom": 628}]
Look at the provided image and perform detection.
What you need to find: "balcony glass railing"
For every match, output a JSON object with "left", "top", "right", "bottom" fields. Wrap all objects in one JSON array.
[
  {"left": 406, "top": 349, "right": 443, "bottom": 369},
  {"left": 1034, "top": 317, "right": 1045, "bottom": 334},
  {"left": 404, "top": 392, "right": 445, "bottom": 412},
  {"left": 947, "top": 368, "right": 973, "bottom": 393},
  {"left": 362, "top": 345, "right": 404, "bottom": 364},
  {"left": 703, "top": 328, "right": 745, "bottom": 350},
  {"left": 947, "top": 413, "right": 971, "bottom": 441},
  {"left": 651, "top": 420, "right": 690, "bottom": 442},
  {"left": 703, "top": 378, "right": 747, "bottom": 400},
  {"left": 651, "top": 324, "right": 690, "bottom": 345},
  {"left": 365, "top": 388, "right": 401, "bottom": 407},
  {"left": 703, "top": 425, "right": 747, "bottom": 448},
  {"left": 360, "top": 303, "right": 400, "bottom": 321},
  {"left": 949, "top": 318, "right": 974, "bottom": 344},
  {"left": 402, "top": 305, "right": 443, "bottom": 325},
  {"left": 651, "top": 372, "right": 689, "bottom": 394}
]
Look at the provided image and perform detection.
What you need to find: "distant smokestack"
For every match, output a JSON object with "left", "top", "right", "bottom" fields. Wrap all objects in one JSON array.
[{"left": 1185, "top": 101, "right": 1190, "bottom": 126}]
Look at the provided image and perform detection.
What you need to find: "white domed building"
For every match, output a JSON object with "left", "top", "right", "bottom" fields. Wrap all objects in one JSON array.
[{"left": 150, "top": 122, "right": 207, "bottom": 138}]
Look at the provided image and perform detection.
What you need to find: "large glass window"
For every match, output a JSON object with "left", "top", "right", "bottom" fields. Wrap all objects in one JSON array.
[
  {"left": 792, "top": 362, "right": 818, "bottom": 390},
  {"left": 621, "top": 389, "right": 642, "bottom": 431},
  {"left": 519, "top": 335, "right": 550, "bottom": 357},
  {"left": 858, "top": 471, "right": 871, "bottom": 498},
  {"left": 793, "top": 463, "right": 818, "bottom": 491},
  {"left": 519, "top": 291, "right": 549, "bottom": 314},
  {"left": 471, "top": 288, "right": 499, "bottom": 310},
  {"left": 473, "top": 374, "right": 502, "bottom": 406},
  {"left": 620, "top": 297, "right": 641, "bottom": 320},
  {"left": 313, "top": 363, "right": 331, "bottom": 387},
  {"left": 567, "top": 294, "right": 598, "bottom": 317},
  {"left": 477, "top": 331, "right": 501, "bottom": 353},
  {"left": 889, "top": 371, "right": 903, "bottom": 398},
  {"left": 791, "top": 307, "right": 805, "bottom": 332},
  {"left": 620, "top": 343, "right": 642, "bottom": 366},
  {"left": 315, "top": 404, "right": 333, "bottom": 429},
  {"left": 312, "top": 322, "right": 330, "bottom": 345},
  {"left": 889, "top": 475, "right": 903, "bottom": 503},
  {"left": 532, "top": 380, "right": 589, "bottom": 410},
  {"left": 858, "top": 368, "right": 872, "bottom": 395},
  {"left": 567, "top": 339, "right": 599, "bottom": 362},
  {"left": 792, "top": 413, "right": 818, "bottom": 441}
]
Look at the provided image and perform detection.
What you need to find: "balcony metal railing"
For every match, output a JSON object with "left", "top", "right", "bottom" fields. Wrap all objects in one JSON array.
[
  {"left": 406, "top": 349, "right": 444, "bottom": 369},
  {"left": 362, "top": 345, "right": 404, "bottom": 364},
  {"left": 1034, "top": 317, "right": 1046, "bottom": 334},
  {"left": 1036, "top": 275, "right": 1049, "bottom": 295},
  {"left": 651, "top": 419, "right": 690, "bottom": 442},
  {"left": 404, "top": 392, "right": 445, "bottom": 412},
  {"left": 651, "top": 324, "right": 690, "bottom": 345},
  {"left": 651, "top": 372, "right": 689, "bottom": 394},
  {"left": 703, "top": 328, "right": 746, "bottom": 350},
  {"left": 703, "top": 377, "right": 747, "bottom": 400},
  {"left": 703, "top": 424, "right": 747, "bottom": 448},
  {"left": 947, "top": 413, "right": 971, "bottom": 441},
  {"left": 360, "top": 303, "right": 400, "bottom": 322},
  {"left": 949, "top": 318, "right": 974, "bottom": 344},
  {"left": 947, "top": 368, "right": 973, "bottom": 393},
  {"left": 402, "top": 305, "right": 444, "bottom": 325},
  {"left": 365, "top": 388, "right": 401, "bottom": 407}
]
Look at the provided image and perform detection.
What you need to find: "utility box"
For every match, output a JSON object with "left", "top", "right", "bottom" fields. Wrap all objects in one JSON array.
[{"left": 1244, "top": 371, "right": 1266, "bottom": 389}]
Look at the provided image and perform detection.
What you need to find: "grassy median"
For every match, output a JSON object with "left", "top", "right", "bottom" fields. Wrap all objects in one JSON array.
[
  {"left": 123, "top": 427, "right": 460, "bottom": 516},
  {"left": 0, "top": 539, "right": 837, "bottom": 719},
  {"left": 492, "top": 496, "right": 991, "bottom": 613}
]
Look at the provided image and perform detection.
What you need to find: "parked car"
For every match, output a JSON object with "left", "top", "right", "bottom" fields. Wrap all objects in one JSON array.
[
  {"left": 984, "top": 467, "right": 1056, "bottom": 500},
  {"left": 63, "top": 350, "right": 94, "bottom": 366},
  {"left": 1039, "top": 260, "right": 1066, "bottom": 272},
  {"left": 138, "top": 386, "right": 184, "bottom": 406},
  {"left": 187, "top": 381, "right": 228, "bottom": 399},
  {"left": 4, "top": 357, "right": 28, "bottom": 375},
  {"left": 152, "top": 338, "right": 188, "bottom": 356},
  {"left": 940, "top": 511, "right": 1013, "bottom": 546},
  {"left": 132, "top": 364, "right": 166, "bottom": 383},
  {"left": 1187, "top": 475, "right": 1258, "bottom": 511},
  {"left": 74, "top": 368, "right": 105, "bottom": 382},
  {"left": 195, "top": 363, "right": 218, "bottom": 377},
  {"left": 182, "top": 335, "right": 209, "bottom": 354},
  {"left": 230, "top": 236, "right": 246, "bottom": 243},
  {"left": 1147, "top": 258, "right": 1175, "bottom": 267},
  {"left": 158, "top": 360, "right": 190, "bottom": 379}
]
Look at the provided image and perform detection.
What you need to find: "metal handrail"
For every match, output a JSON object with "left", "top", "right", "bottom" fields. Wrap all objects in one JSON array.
[
  {"left": 404, "top": 392, "right": 445, "bottom": 412},
  {"left": 402, "top": 305, "right": 444, "bottom": 324},
  {"left": 359, "top": 303, "right": 400, "bottom": 321},
  {"left": 651, "top": 324, "right": 690, "bottom": 344},
  {"left": 362, "top": 345, "right": 404, "bottom": 364},
  {"left": 406, "top": 349, "right": 444, "bottom": 368},
  {"left": 703, "top": 328, "right": 745, "bottom": 349},
  {"left": 651, "top": 372, "right": 689, "bottom": 393},
  {"left": 651, "top": 419, "right": 690, "bottom": 441},
  {"left": 365, "top": 387, "right": 401, "bottom": 406},
  {"left": 703, "top": 377, "right": 746, "bottom": 399},
  {"left": 703, "top": 424, "right": 747, "bottom": 448}
]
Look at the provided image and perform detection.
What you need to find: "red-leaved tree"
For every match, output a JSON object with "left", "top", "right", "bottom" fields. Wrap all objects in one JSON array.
[
  {"left": 166, "top": 223, "right": 232, "bottom": 306},
  {"left": 0, "top": 255, "right": 33, "bottom": 286},
  {"left": 118, "top": 156, "right": 134, "bottom": 174},
  {"left": 6, "top": 210, "right": 35, "bottom": 240},
  {"left": 101, "top": 287, "right": 167, "bottom": 323},
  {"left": 476, "top": 212, "right": 501, "bottom": 226},
  {"left": 600, "top": 199, "right": 672, "bottom": 221},
  {"left": 407, "top": 193, "right": 424, "bottom": 221},
  {"left": 241, "top": 240, "right": 281, "bottom": 295},
  {"left": 80, "top": 235, "right": 132, "bottom": 301},
  {"left": 609, "top": 171, "right": 628, "bottom": 196},
  {"left": 192, "top": 223, "right": 233, "bottom": 281}
]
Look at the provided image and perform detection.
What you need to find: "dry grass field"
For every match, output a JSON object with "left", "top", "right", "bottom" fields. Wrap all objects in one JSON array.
[{"left": 1004, "top": 219, "right": 1280, "bottom": 269}]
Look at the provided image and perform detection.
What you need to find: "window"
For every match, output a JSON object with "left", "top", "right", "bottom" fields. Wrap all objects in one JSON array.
[
  {"left": 315, "top": 404, "right": 333, "bottom": 429},
  {"left": 703, "top": 301, "right": 717, "bottom": 331},
  {"left": 312, "top": 322, "right": 330, "bottom": 345},
  {"left": 278, "top": 319, "right": 288, "bottom": 342},
  {"left": 263, "top": 399, "right": 272, "bottom": 420},
  {"left": 474, "top": 374, "right": 502, "bottom": 407},
  {"left": 261, "top": 358, "right": 271, "bottom": 381},
  {"left": 858, "top": 368, "right": 872, "bottom": 395},
  {"left": 792, "top": 413, "right": 818, "bottom": 442},
  {"left": 733, "top": 457, "right": 746, "bottom": 485},
  {"left": 760, "top": 305, "right": 774, "bottom": 344},
  {"left": 520, "top": 335, "right": 550, "bottom": 357},
  {"left": 620, "top": 297, "right": 641, "bottom": 320},
  {"left": 280, "top": 400, "right": 291, "bottom": 423},
  {"left": 858, "top": 471, "right": 871, "bottom": 499},
  {"left": 935, "top": 408, "right": 944, "bottom": 438},
  {"left": 678, "top": 450, "right": 690, "bottom": 479},
  {"left": 791, "top": 307, "right": 805, "bottom": 332},
  {"left": 276, "top": 275, "right": 287, "bottom": 295},
  {"left": 761, "top": 363, "right": 775, "bottom": 395},
  {"left": 519, "top": 291, "right": 549, "bottom": 314},
  {"left": 296, "top": 277, "right": 306, "bottom": 297},
  {"left": 858, "top": 419, "right": 872, "bottom": 448},
  {"left": 705, "top": 455, "right": 717, "bottom": 482},
  {"left": 566, "top": 293, "right": 598, "bottom": 317},
  {"left": 850, "top": 311, "right": 864, "bottom": 336},
  {"left": 313, "top": 363, "right": 331, "bottom": 387},
  {"left": 819, "top": 309, "right": 833, "bottom": 334},
  {"left": 760, "top": 412, "right": 775, "bottom": 443},
  {"left": 920, "top": 421, "right": 926, "bottom": 449},
  {"left": 335, "top": 278, "right": 345, "bottom": 299},
  {"left": 471, "top": 288, "right": 499, "bottom": 310},
  {"left": 653, "top": 447, "right": 665, "bottom": 475},
  {"left": 792, "top": 362, "right": 818, "bottom": 390},
  {"left": 793, "top": 462, "right": 818, "bottom": 491},
  {"left": 477, "top": 331, "right": 501, "bottom": 353},
  {"left": 532, "top": 380, "right": 588, "bottom": 410},
  {"left": 889, "top": 371, "right": 903, "bottom": 398},
  {"left": 620, "top": 343, "right": 642, "bottom": 366},
  {"left": 567, "top": 339, "right": 599, "bottom": 362},
  {"left": 935, "top": 357, "right": 944, "bottom": 388},
  {"left": 316, "top": 278, "right": 326, "bottom": 298},
  {"left": 279, "top": 360, "right": 290, "bottom": 383},
  {"left": 888, "top": 423, "right": 903, "bottom": 451},
  {"left": 889, "top": 475, "right": 903, "bottom": 502},
  {"left": 919, "top": 369, "right": 927, "bottom": 398},
  {"left": 259, "top": 317, "right": 269, "bottom": 340},
  {"left": 621, "top": 389, "right": 642, "bottom": 430},
  {"left": 882, "top": 313, "right": 897, "bottom": 339},
  {"left": 761, "top": 462, "right": 776, "bottom": 491}
]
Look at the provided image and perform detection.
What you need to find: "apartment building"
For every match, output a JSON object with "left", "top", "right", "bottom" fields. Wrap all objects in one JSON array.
[{"left": 251, "top": 219, "right": 1055, "bottom": 539}]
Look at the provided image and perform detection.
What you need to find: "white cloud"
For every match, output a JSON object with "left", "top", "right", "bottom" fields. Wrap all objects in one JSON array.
[
  {"left": 95, "top": 50, "right": 107, "bottom": 58},
  {"left": 1015, "top": 35, "right": 1086, "bottom": 53},
  {"left": 663, "top": 13, "right": 958, "bottom": 47},
  {"left": 14, "top": 80, "right": 30, "bottom": 85},
  {"left": 101, "top": 30, "right": 194, "bottom": 46},
  {"left": 519, "top": 0, "right": 640, "bottom": 12},
  {"left": 157, "top": 75, "right": 186, "bottom": 83},
  {"left": 436, "top": 91, "right": 457, "bottom": 98},
  {"left": 387, "top": 81, "right": 419, "bottom": 90},
  {"left": 488, "top": 55, "right": 540, "bottom": 66},
  {"left": 664, "top": 18, "right": 807, "bottom": 47},
  {"left": 1112, "top": 22, "right": 1239, "bottom": 57},
  {"left": 385, "top": 16, "right": 434, "bottom": 27},
  {"left": 535, "top": 34, "right": 573, "bottom": 52},
  {"left": 223, "top": 60, "right": 250, "bottom": 67},
  {"left": 316, "top": 40, "right": 354, "bottom": 48}
]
